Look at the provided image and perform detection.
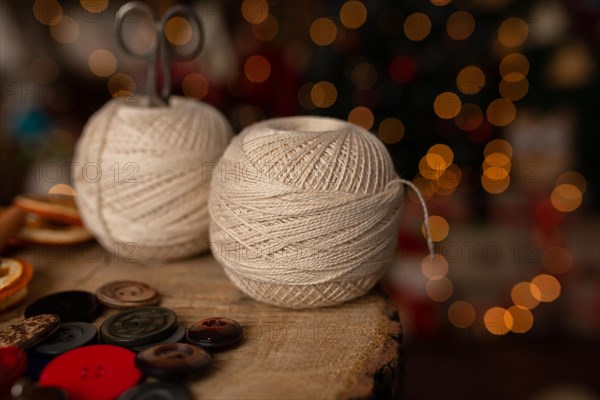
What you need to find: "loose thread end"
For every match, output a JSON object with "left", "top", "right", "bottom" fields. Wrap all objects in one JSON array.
[{"left": 398, "top": 178, "right": 436, "bottom": 258}]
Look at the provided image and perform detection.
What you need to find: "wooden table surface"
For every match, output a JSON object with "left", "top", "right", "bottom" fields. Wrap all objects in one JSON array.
[{"left": 1, "top": 243, "right": 402, "bottom": 400}]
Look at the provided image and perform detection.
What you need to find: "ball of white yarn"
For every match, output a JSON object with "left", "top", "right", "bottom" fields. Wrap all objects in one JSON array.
[
  {"left": 73, "top": 96, "right": 233, "bottom": 261},
  {"left": 208, "top": 116, "right": 405, "bottom": 308}
]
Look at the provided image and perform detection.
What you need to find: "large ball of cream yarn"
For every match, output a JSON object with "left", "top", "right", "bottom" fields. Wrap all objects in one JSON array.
[
  {"left": 209, "top": 116, "right": 404, "bottom": 308},
  {"left": 73, "top": 96, "right": 233, "bottom": 261}
]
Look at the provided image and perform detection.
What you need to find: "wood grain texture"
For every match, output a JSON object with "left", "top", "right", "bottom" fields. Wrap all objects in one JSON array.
[{"left": 0, "top": 244, "right": 402, "bottom": 399}]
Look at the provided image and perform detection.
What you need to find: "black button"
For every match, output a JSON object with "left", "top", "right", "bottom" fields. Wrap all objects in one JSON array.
[
  {"left": 32, "top": 322, "right": 97, "bottom": 356},
  {"left": 117, "top": 382, "right": 191, "bottom": 400},
  {"left": 25, "top": 291, "right": 100, "bottom": 323},
  {"left": 135, "top": 343, "right": 211, "bottom": 380},
  {"left": 129, "top": 323, "right": 185, "bottom": 353},
  {"left": 186, "top": 317, "right": 243, "bottom": 349},
  {"left": 100, "top": 306, "right": 178, "bottom": 347}
]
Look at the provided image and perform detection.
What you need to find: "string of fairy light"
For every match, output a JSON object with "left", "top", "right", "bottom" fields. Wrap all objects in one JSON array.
[{"left": 28, "top": 0, "right": 587, "bottom": 336}]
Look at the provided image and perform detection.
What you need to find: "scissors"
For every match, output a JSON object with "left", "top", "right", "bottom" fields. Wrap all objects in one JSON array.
[{"left": 115, "top": 1, "right": 204, "bottom": 106}]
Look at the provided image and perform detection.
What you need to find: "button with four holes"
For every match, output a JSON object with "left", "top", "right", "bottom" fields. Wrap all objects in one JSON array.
[
  {"left": 39, "top": 344, "right": 141, "bottom": 400},
  {"left": 186, "top": 317, "right": 243, "bottom": 349},
  {"left": 32, "top": 322, "right": 97, "bottom": 356},
  {"left": 96, "top": 281, "right": 161, "bottom": 310}
]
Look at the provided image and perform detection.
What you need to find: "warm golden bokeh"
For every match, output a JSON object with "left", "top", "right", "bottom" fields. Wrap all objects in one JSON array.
[
  {"left": 484, "top": 307, "right": 513, "bottom": 335},
  {"left": 448, "top": 301, "right": 476, "bottom": 328},
  {"left": 88, "top": 49, "right": 117, "bottom": 77},
  {"left": 48, "top": 183, "right": 77, "bottom": 197},
  {"left": 434, "top": 92, "right": 462, "bottom": 119},
  {"left": 486, "top": 98, "right": 516, "bottom": 126},
  {"left": 456, "top": 66, "right": 485, "bottom": 95},
  {"left": 542, "top": 247, "right": 573, "bottom": 274},
  {"left": 531, "top": 274, "right": 561, "bottom": 302},
  {"left": 447, "top": 11, "right": 475, "bottom": 40},
  {"left": 310, "top": 18, "right": 338, "bottom": 46},
  {"left": 252, "top": 15, "right": 279, "bottom": 41},
  {"left": 423, "top": 215, "right": 450, "bottom": 242},
  {"left": 182, "top": 73, "right": 210, "bottom": 100},
  {"left": 505, "top": 306, "right": 534, "bottom": 334},
  {"left": 483, "top": 152, "right": 512, "bottom": 172},
  {"left": 437, "top": 164, "right": 462, "bottom": 190},
  {"left": 404, "top": 13, "right": 431, "bottom": 41},
  {"left": 348, "top": 106, "right": 374, "bottom": 130},
  {"left": 551, "top": 184, "right": 583, "bottom": 212},
  {"left": 500, "top": 53, "right": 530, "bottom": 78},
  {"left": 244, "top": 55, "right": 271, "bottom": 83},
  {"left": 419, "top": 156, "right": 443, "bottom": 180},
  {"left": 499, "top": 77, "right": 529, "bottom": 101},
  {"left": 426, "top": 277, "right": 454, "bottom": 302},
  {"left": 421, "top": 254, "right": 449, "bottom": 280},
  {"left": 80, "top": 0, "right": 108, "bottom": 13},
  {"left": 378, "top": 118, "right": 405, "bottom": 144},
  {"left": 511, "top": 282, "right": 541, "bottom": 310},
  {"left": 340, "top": 1, "right": 368, "bottom": 29},
  {"left": 556, "top": 172, "right": 587, "bottom": 194},
  {"left": 311, "top": 81, "right": 338, "bottom": 108},
  {"left": 481, "top": 174, "right": 510, "bottom": 194},
  {"left": 165, "top": 17, "right": 193, "bottom": 46},
  {"left": 498, "top": 17, "right": 528, "bottom": 48},
  {"left": 108, "top": 73, "right": 137, "bottom": 97},
  {"left": 241, "top": 0, "right": 269, "bottom": 24},
  {"left": 428, "top": 144, "right": 454, "bottom": 168},
  {"left": 454, "top": 103, "right": 483, "bottom": 131},
  {"left": 50, "top": 16, "right": 80, "bottom": 44},
  {"left": 484, "top": 139, "right": 513, "bottom": 158},
  {"left": 34, "top": 0, "right": 63, "bottom": 26}
]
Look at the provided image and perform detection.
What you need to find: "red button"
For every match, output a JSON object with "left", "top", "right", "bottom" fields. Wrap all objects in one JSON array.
[
  {"left": 0, "top": 346, "right": 27, "bottom": 396},
  {"left": 39, "top": 344, "right": 141, "bottom": 400}
]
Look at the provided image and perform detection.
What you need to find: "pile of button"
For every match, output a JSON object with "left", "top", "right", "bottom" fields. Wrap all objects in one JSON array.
[{"left": 0, "top": 280, "right": 243, "bottom": 399}]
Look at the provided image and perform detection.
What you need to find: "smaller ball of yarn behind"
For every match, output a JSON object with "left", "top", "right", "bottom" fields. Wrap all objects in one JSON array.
[
  {"left": 209, "top": 116, "right": 404, "bottom": 308},
  {"left": 74, "top": 96, "right": 233, "bottom": 261}
]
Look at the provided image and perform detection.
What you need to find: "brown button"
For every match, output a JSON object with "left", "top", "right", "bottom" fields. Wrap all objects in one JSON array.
[
  {"left": 135, "top": 343, "right": 211, "bottom": 379},
  {"left": 186, "top": 317, "right": 243, "bottom": 349},
  {"left": 96, "top": 281, "right": 161, "bottom": 309},
  {"left": 0, "top": 314, "right": 60, "bottom": 349}
]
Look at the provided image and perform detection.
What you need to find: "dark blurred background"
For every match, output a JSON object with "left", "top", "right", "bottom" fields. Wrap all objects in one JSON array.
[{"left": 1, "top": 0, "right": 599, "bottom": 399}]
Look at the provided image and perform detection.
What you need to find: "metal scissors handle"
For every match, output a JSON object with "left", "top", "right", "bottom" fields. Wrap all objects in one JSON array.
[{"left": 115, "top": 1, "right": 204, "bottom": 106}]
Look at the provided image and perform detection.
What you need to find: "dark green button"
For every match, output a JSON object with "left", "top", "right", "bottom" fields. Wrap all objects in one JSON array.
[{"left": 100, "top": 306, "right": 177, "bottom": 347}]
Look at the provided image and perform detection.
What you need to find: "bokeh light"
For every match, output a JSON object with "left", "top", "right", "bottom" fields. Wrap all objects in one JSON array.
[
  {"left": 542, "top": 247, "right": 573, "bottom": 274},
  {"left": 511, "top": 282, "right": 541, "bottom": 310},
  {"left": 434, "top": 92, "right": 462, "bottom": 119},
  {"left": 404, "top": 13, "right": 431, "bottom": 41},
  {"left": 448, "top": 301, "right": 476, "bottom": 328},
  {"left": 500, "top": 53, "right": 530, "bottom": 78},
  {"left": 498, "top": 17, "right": 529, "bottom": 48},
  {"left": 483, "top": 152, "right": 511, "bottom": 173},
  {"left": 48, "top": 183, "right": 76, "bottom": 196},
  {"left": 244, "top": 55, "right": 271, "bottom": 83},
  {"left": 348, "top": 106, "right": 374, "bottom": 130},
  {"left": 426, "top": 277, "right": 453, "bottom": 302},
  {"left": 423, "top": 215, "right": 449, "bottom": 242},
  {"left": 556, "top": 172, "right": 587, "bottom": 194},
  {"left": 505, "top": 306, "right": 534, "bottom": 334},
  {"left": 33, "top": 0, "right": 63, "bottom": 26},
  {"left": 311, "top": 81, "right": 337, "bottom": 108},
  {"left": 241, "top": 0, "right": 269, "bottom": 24},
  {"left": 165, "top": 17, "right": 193, "bottom": 46},
  {"left": 499, "top": 76, "right": 529, "bottom": 101},
  {"left": 378, "top": 118, "right": 405, "bottom": 144},
  {"left": 455, "top": 103, "right": 483, "bottom": 131},
  {"left": 551, "top": 184, "right": 583, "bottom": 212},
  {"left": 88, "top": 49, "right": 117, "bottom": 77},
  {"left": 108, "top": 73, "right": 136, "bottom": 97},
  {"left": 481, "top": 174, "right": 510, "bottom": 194},
  {"left": 252, "top": 15, "right": 279, "bottom": 41},
  {"left": 484, "top": 307, "right": 513, "bottom": 335},
  {"left": 531, "top": 274, "right": 561, "bottom": 302},
  {"left": 486, "top": 98, "right": 516, "bottom": 126},
  {"left": 428, "top": 144, "right": 454, "bottom": 169},
  {"left": 80, "top": 0, "right": 108, "bottom": 13},
  {"left": 50, "top": 16, "right": 80, "bottom": 44},
  {"left": 182, "top": 73, "right": 209, "bottom": 100},
  {"left": 484, "top": 139, "right": 513, "bottom": 158},
  {"left": 310, "top": 18, "right": 338, "bottom": 46},
  {"left": 456, "top": 66, "right": 485, "bottom": 95},
  {"left": 421, "top": 254, "right": 449, "bottom": 280},
  {"left": 447, "top": 11, "right": 475, "bottom": 40},
  {"left": 340, "top": 1, "right": 368, "bottom": 29}
]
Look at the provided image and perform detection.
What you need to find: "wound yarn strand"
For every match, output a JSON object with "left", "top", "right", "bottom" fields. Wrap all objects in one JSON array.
[{"left": 398, "top": 178, "right": 435, "bottom": 258}]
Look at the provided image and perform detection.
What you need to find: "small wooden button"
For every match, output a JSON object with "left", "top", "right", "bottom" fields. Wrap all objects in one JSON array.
[
  {"left": 96, "top": 281, "right": 161, "bottom": 309},
  {"left": 0, "top": 258, "right": 33, "bottom": 311},
  {"left": 32, "top": 322, "right": 97, "bottom": 356},
  {"left": 25, "top": 291, "right": 100, "bottom": 323},
  {"left": 0, "top": 347, "right": 27, "bottom": 395},
  {"left": 100, "top": 306, "right": 178, "bottom": 347},
  {"left": 0, "top": 314, "right": 60, "bottom": 349},
  {"left": 135, "top": 343, "right": 211, "bottom": 379},
  {"left": 39, "top": 345, "right": 141, "bottom": 400},
  {"left": 186, "top": 317, "right": 243, "bottom": 349},
  {"left": 118, "top": 382, "right": 191, "bottom": 400}
]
